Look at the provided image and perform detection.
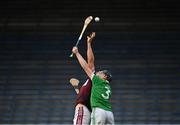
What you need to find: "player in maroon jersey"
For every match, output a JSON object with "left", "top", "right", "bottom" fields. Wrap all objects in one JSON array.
[{"left": 73, "top": 32, "right": 96, "bottom": 125}]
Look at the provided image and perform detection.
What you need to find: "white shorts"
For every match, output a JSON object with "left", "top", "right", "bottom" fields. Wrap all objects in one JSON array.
[
  {"left": 73, "top": 104, "right": 91, "bottom": 125},
  {"left": 90, "top": 107, "right": 114, "bottom": 125}
]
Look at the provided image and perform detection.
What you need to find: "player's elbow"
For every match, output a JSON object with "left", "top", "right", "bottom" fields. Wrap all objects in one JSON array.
[{"left": 88, "top": 58, "right": 94, "bottom": 65}]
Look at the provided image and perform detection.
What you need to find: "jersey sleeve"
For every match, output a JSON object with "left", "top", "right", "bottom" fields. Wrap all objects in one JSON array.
[{"left": 91, "top": 74, "right": 105, "bottom": 85}]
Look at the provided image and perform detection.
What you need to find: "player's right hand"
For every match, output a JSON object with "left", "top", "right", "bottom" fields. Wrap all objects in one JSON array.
[
  {"left": 72, "top": 46, "right": 79, "bottom": 54},
  {"left": 87, "top": 32, "right": 96, "bottom": 44}
]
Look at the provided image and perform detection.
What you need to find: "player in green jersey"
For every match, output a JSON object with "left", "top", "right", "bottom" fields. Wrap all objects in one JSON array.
[{"left": 72, "top": 32, "right": 114, "bottom": 125}]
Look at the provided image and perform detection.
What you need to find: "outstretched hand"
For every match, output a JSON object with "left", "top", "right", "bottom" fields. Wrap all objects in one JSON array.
[{"left": 87, "top": 32, "right": 96, "bottom": 44}]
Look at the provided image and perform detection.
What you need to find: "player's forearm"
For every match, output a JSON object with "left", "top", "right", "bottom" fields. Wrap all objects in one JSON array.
[
  {"left": 75, "top": 52, "right": 93, "bottom": 78},
  {"left": 87, "top": 43, "right": 95, "bottom": 71}
]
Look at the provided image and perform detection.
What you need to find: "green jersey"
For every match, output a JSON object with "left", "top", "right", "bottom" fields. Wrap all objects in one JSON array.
[{"left": 91, "top": 74, "right": 112, "bottom": 111}]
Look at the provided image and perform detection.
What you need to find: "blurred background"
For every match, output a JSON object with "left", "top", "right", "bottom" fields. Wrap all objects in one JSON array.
[{"left": 0, "top": 0, "right": 180, "bottom": 124}]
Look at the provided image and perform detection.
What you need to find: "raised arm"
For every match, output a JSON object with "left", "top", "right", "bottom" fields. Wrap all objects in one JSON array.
[
  {"left": 72, "top": 47, "right": 93, "bottom": 79},
  {"left": 87, "top": 32, "right": 95, "bottom": 71}
]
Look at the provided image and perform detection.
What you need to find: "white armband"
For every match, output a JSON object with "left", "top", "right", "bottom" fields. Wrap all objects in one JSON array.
[{"left": 91, "top": 73, "right": 95, "bottom": 80}]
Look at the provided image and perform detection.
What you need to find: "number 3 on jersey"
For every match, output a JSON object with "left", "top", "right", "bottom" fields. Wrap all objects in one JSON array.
[{"left": 101, "top": 86, "right": 111, "bottom": 99}]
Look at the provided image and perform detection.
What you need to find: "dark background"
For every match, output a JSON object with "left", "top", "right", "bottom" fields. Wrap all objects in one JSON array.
[{"left": 0, "top": 0, "right": 180, "bottom": 124}]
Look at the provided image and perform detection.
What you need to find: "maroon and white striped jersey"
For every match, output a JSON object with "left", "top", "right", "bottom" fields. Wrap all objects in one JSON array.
[{"left": 76, "top": 78, "right": 92, "bottom": 111}]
